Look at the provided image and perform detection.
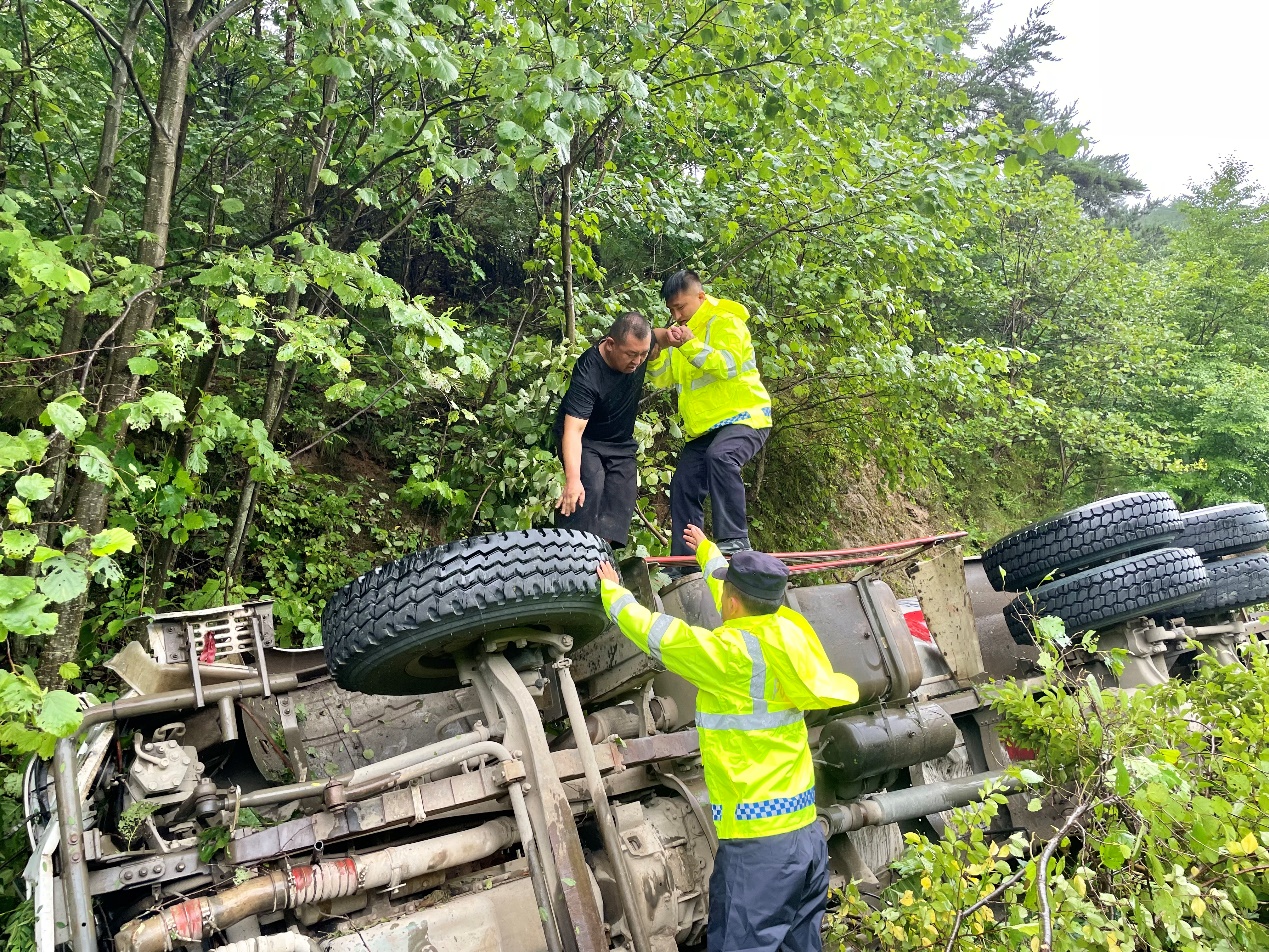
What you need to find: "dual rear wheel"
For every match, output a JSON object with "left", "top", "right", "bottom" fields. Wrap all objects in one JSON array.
[{"left": 984, "top": 496, "right": 1269, "bottom": 645}]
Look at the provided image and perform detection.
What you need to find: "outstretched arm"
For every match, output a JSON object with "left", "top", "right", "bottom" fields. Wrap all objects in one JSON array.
[{"left": 598, "top": 563, "right": 727, "bottom": 686}]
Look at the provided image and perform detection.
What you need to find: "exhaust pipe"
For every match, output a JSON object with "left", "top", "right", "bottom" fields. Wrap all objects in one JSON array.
[
  {"left": 818, "top": 770, "right": 1021, "bottom": 835},
  {"left": 114, "top": 817, "right": 518, "bottom": 952}
]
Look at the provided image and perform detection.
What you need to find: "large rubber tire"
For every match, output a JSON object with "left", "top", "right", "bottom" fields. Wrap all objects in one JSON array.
[
  {"left": 1172, "top": 503, "right": 1269, "bottom": 560},
  {"left": 982, "top": 492, "right": 1182, "bottom": 593},
  {"left": 1004, "top": 547, "right": 1208, "bottom": 645},
  {"left": 1170, "top": 552, "right": 1269, "bottom": 617},
  {"left": 323, "top": 529, "right": 613, "bottom": 694}
]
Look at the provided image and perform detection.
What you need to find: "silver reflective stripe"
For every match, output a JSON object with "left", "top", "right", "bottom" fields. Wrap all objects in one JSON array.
[
  {"left": 720, "top": 351, "right": 738, "bottom": 376},
  {"left": 693, "top": 630, "right": 803, "bottom": 731},
  {"left": 647, "top": 614, "right": 673, "bottom": 666},
  {"left": 703, "top": 556, "right": 727, "bottom": 578},
  {"left": 648, "top": 359, "right": 671, "bottom": 378},
  {"left": 607, "top": 593, "right": 636, "bottom": 623},
  {"left": 696, "top": 709, "right": 804, "bottom": 731},
  {"left": 689, "top": 346, "right": 712, "bottom": 369},
  {"left": 740, "top": 630, "right": 768, "bottom": 715},
  {"left": 690, "top": 373, "right": 718, "bottom": 391},
  {"left": 740, "top": 358, "right": 755, "bottom": 373}
]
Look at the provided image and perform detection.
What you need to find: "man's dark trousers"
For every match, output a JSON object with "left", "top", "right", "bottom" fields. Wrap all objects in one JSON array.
[
  {"left": 670, "top": 424, "right": 769, "bottom": 555},
  {"left": 707, "top": 823, "right": 829, "bottom": 952},
  {"left": 554, "top": 441, "right": 638, "bottom": 546}
]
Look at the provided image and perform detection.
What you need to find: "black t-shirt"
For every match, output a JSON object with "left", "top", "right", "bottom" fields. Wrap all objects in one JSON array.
[{"left": 553, "top": 345, "right": 646, "bottom": 451}]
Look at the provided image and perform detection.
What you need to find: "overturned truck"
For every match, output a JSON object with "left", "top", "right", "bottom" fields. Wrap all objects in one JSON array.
[{"left": 26, "top": 493, "right": 1269, "bottom": 952}]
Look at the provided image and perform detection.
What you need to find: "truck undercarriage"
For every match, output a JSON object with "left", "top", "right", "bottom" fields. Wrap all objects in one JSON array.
[{"left": 27, "top": 494, "right": 1269, "bottom": 952}]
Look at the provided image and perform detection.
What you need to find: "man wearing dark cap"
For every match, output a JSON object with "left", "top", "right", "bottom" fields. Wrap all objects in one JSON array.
[{"left": 596, "top": 526, "right": 859, "bottom": 952}]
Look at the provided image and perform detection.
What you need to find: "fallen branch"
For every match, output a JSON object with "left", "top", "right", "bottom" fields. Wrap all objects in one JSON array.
[
  {"left": 288, "top": 376, "right": 406, "bottom": 461},
  {"left": 1037, "top": 801, "right": 1092, "bottom": 952}
]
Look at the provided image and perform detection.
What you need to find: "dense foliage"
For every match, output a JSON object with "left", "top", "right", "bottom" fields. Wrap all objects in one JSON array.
[
  {"left": 827, "top": 634, "right": 1269, "bottom": 952},
  {"left": 1, "top": 0, "right": 1268, "bottom": 933}
]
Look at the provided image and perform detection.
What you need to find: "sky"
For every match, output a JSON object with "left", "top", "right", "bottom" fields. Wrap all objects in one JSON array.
[{"left": 984, "top": 0, "right": 1269, "bottom": 200}]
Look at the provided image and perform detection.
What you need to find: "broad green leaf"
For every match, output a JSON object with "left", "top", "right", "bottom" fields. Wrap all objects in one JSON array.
[
  {"left": 140, "top": 391, "right": 186, "bottom": 428},
  {"left": 0, "top": 576, "right": 35, "bottom": 607},
  {"left": 491, "top": 165, "right": 518, "bottom": 193},
  {"left": 0, "top": 431, "right": 50, "bottom": 472},
  {"left": 128, "top": 356, "right": 160, "bottom": 376},
  {"left": 78, "top": 446, "right": 114, "bottom": 484},
  {"left": 15, "top": 473, "right": 54, "bottom": 500},
  {"left": 2, "top": 530, "right": 38, "bottom": 558},
  {"left": 43, "top": 401, "right": 86, "bottom": 440},
  {"left": 497, "top": 120, "right": 526, "bottom": 143},
  {"left": 6, "top": 497, "right": 32, "bottom": 525},
  {"left": 220, "top": 197, "right": 245, "bottom": 215},
  {"left": 90, "top": 527, "right": 136, "bottom": 557},
  {"left": 0, "top": 592, "right": 57, "bottom": 637},
  {"left": 58, "top": 662, "right": 80, "bottom": 681},
  {"left": 37, "top": 556, "right": 90, "bottom": 603},
  {"left": 35, "top": 690, "right": 82, "bottom": 737}
]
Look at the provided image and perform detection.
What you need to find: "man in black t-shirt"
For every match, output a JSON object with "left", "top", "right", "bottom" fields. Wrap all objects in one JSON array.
[{"left": 553, "top": 312, "right": 680, "bottom": 547}]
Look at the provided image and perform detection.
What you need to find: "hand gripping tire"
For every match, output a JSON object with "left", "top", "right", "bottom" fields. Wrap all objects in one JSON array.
[
  {"left": 322, "top": 529, "right": 614, "bottom": 694},
  {"left": 1004, "top": 547, "right": 1208, "bottom": 646},
  {"left": 1169, "top": 552, "right": 1269, "bottom": 618},
  {"left": 1171, "top": 503, "right": 1269, "bottom": 560},
  {"left": 982, "top": 492, "right": 1182, "bottom": 593}
]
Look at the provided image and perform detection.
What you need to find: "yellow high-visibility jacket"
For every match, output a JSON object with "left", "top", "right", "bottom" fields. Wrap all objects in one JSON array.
[
  {"left": 645, "top": 295, "right": 772, "bottom": 441},
  {"left": 600, "top": 541, "right": 859, "bottom": 838}
]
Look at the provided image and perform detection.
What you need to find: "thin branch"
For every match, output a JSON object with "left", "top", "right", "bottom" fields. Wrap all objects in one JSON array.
[
  {"left": 192, "top": 0, "right": 253, "bottom": 47},
  {"left": 287, "top": 376, "right": 407, "bottom": 460},
  {"left": 1037, "top": 801, "right": 1092, "bottom": 952},
  {"left": 57, "top": 0, "right": 158, "bottom": 132},
  {"left": 79, "top": 281, "right": 172, "bottom": 390}
]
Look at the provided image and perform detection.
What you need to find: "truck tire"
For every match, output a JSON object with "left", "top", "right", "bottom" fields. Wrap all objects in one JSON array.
[
  {"left": 1004, "top": 547, "right": 1208, "bottom": 646},
  {"left": 1170, "top": 552, "right": 1269, "bottom": 618},
  {"left": 982, "top": 492, "right": 1182, "bottom": 593},
  {"left": 1172, "top": 503, "right": 1269, "bottom": 560},
  {"left": 323, "top": 529, "right": 614, "bottom": 694}
]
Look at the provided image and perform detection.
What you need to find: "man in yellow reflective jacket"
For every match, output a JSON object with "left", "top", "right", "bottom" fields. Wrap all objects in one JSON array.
[
  {"left": 597, "top": 525, "right": 859, "bottom": 952},
  {"left": 647, "top": 271, "right": 771, "bottom": 561}
]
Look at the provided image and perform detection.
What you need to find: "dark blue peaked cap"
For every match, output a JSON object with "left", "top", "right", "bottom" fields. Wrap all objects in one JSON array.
[{"left": 711, "top": 549, "right": 789, "bottom": 603}]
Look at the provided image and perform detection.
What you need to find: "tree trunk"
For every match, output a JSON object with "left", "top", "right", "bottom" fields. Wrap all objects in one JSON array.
[
  {"left": 38, "top": 0, "right": 203, "bottom": 688},
  {"left": 221, "top": 71, "right": 337, "bottom": 589},
  {"left": 560, "top": 162, "right": 575, "bottom": 342},
  {"left": 31, "top": 0, "right": 148, "bottom": 557},
  {"left": 141, "top": 341, "right": 221, "bottom": 610}
]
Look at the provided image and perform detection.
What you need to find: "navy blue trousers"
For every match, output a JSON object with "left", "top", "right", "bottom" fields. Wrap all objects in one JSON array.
[
  {"left": 670, "top": 424, "right": 769, "bottom": 555},
  {"left": 707, "top": 823, "right": 829, "bottom": 952}
]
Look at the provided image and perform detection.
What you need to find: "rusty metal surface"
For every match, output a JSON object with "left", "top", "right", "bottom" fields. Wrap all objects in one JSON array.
[
  {"left": 229, "top": 732, "right": 704, "bottom": 866},
  {"left": 568, "top": 627, "right": 661, "bottom": 703},
  {"left": 481, "top": 655, "right": 607, "bottom": 952},
  {"left": 963, "top": 557, "right": 1034, "bottom": 679},
  {"left": 243, "top": 679, "right": 475, "bottom": 783},
  {"left": 87, "top": 849, "right": 205, "bottom": 895}
]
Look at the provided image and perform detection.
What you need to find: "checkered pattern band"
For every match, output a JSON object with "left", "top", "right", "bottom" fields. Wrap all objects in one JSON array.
[
  {"left": 733, "top": 787, "right": 816, "bottom": 822},
  {"left": 711, "top": 804, "right": 723, "bottom": 822}
]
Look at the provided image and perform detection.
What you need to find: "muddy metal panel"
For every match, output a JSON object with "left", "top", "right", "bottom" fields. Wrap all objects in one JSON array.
[
  {"left": 963, "top": 557, "right": 1035, "bottom": 680},
  {"left": 785, "top": 579, "right": 924, "bottom": 706},
  {"left": 243, "top": 681, "right": 476, "bottom": 782},
  {"left": 907, "top": 546, "right": 985, "bottom": 682},
  {"left": 323, "top": 872, "right": 550, "bottom": 952}
]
